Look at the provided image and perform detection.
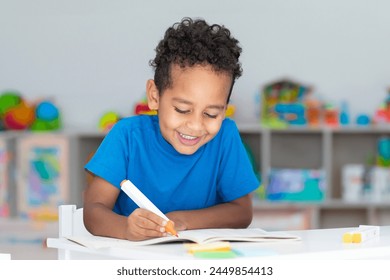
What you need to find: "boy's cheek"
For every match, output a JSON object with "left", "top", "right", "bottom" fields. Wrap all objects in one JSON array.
[{"left": 207, "top": 120, "right": 224, "bottom": 135}]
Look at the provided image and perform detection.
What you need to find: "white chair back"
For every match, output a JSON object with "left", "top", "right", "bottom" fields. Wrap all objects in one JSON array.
[{"left": 59, "top": 205, "right": 92, "bottom": 237}]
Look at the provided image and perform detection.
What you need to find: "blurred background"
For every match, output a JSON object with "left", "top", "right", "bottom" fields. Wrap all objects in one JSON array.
[
  {"left": 1, "top": 0, "right": 389, "bottom": 127},
  {"left": 1, "top": 0, "right": 390, "bottom": 259}
]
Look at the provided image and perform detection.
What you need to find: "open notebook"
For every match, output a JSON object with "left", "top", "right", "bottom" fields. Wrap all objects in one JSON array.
[{"left": 65, "top": 228, "right": 300, "bottom": 249}]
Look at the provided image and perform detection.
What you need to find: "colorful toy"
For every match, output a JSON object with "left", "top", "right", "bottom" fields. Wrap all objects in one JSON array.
[
  {"left": 0, "top": 91, "right": 22, "bottom": 116},
  {"left": 339, "top": 101, "right": 350, "bottom": 126},
  {"left": 0, "top": 91, "right": 62, "bottom": 131},
  {"left": 274, "top": 103, "right": 306, "bottom": 125},
  {"left": 225, "top": 104, "right": 235, "bottom": 118},
  {"left": 377, "top": 137, "right": 390, "bottom": 167},
  {"left": 373, "top": 87, "right": 390, "bottom": 125},
  {"left": 98, "top": 111, "right": 121, "bottom": 132},
  {"left": 134, "top": 97, "right": 156, "bottom": 115},
  {"left": 36, "top": 101, "right": 59, "bottom": 120},
  {"left": 30, "top": 101, "right": 62, "bottom": 131},
  {"left": 304, "top": 95, "right": 322, "bottom": 127},
  {"left": 356, "top": 114, "right": 371, "bottom": 126},
  {"left": 3, "top": 101, "right": 35, "bottom": 130},
  {"left": 373, "top": 103, "right": 390, "bottom": 124},
  {"left": 323, "top": 103, "right": 339, "bottom": 127},
  {"left": 0, "top": 91, "right": 26, "bottom": 130},
  {"left": 260, "top": 79, "right": 316, "bottom": 128}
]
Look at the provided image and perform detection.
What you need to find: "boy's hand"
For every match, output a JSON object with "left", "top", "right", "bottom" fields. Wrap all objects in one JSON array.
[{"left": 125, "top": 208, "right": 171, "bottom": 241}]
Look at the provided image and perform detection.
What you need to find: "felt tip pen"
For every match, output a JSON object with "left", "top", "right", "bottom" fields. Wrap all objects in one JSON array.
[{"left": 120, "top": 179, "right": 178, "bottom": 237}]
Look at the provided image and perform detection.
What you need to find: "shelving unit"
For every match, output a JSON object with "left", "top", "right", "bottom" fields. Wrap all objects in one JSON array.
[
  {"left": 238, "top": 123, "right": 390, "bottom": 229},
  {"left": 1, "top": 124, "right": 390, "bottom": 230}
]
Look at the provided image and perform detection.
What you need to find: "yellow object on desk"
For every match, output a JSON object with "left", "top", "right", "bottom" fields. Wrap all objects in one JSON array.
[
  {"left": 342, "top": 225, "right": 380, "bottom": 243},
  {"left": 184, "top": 242, "right": 237, "bottom": 259},
  {"left": 184, "top": 241, "right": 231, "bottom": 254}
]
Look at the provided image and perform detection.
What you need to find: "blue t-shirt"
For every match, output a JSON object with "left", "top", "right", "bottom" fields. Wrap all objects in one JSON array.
[{"left": 85, "top": 115, "right": 259, "bottom": 216}]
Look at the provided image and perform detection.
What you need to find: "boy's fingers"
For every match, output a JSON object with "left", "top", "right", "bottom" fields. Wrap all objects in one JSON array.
[
  {"left": 135, "top": 208, "right": 167, "bottom": 227},
  {"left": 128, "top": 209, "right": 167, "bottom": 238}
]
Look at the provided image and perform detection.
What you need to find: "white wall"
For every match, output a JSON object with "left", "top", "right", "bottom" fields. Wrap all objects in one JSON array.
[{"left": 1, "top": 0, "right": 389, "bottom": 128}]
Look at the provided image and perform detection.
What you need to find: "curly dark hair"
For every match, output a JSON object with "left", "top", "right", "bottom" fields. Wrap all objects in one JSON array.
[{"left": 150, "top": 17, "right": 242, "bottom": 103}]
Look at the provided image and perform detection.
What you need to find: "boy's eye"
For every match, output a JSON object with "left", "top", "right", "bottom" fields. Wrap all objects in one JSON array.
[
  {"left": 204, "top": 112, "right": 218, "bottom": 119},
  {"left": 174, "top": 107, "right": 218, "bottom": 119},
  {"left": 174, "top": 107, "right": 189, "bottom": 114}
]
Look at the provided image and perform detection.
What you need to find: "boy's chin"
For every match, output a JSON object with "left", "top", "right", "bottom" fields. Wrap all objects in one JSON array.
[{"left": 174, "top": 145, "right": 200, "bottom": 155}]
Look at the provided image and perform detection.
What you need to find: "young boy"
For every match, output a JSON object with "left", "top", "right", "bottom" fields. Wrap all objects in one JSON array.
[{"left": 83, "top": 17, "right": 259, "bottom": 241}]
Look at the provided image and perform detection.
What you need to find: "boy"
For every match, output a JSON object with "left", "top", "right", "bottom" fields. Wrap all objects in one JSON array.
[{"left": 83, "top": 17, "right": 259, "bottom": 241}]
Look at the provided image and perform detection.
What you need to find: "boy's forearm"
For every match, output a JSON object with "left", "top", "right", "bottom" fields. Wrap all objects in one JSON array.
[
  {"left": 83, "top": 203, "right": 128, "bottom": 239},
  {"left": 168, "top": 195, "right": 253, "bottom": 230}
]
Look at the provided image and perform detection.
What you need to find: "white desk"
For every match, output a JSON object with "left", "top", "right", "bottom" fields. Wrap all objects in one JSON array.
[{"left": 47, "top": 226, "right": 390, "bottom": 260}]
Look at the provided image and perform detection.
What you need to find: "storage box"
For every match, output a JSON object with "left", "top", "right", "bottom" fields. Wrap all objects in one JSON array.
[
  {"left": 267, "top": 168, "right": 325, "bottom": 201},
  {"left": 342, "top": 164, "right": 390, "bottom": 202},
  {"left": 16, "top": 135, "right": 69, "bottom": 220}
]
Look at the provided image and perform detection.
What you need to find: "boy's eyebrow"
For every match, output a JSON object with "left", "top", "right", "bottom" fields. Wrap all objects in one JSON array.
[
  {"left": 172, "top": 97, "right": 226, "bottom": 110},
  {"left": 207, "top": 104, "right": 226, "bottom": 110},
  {"left": 172, "top": 97, "right": 192, "bottom": 105}
]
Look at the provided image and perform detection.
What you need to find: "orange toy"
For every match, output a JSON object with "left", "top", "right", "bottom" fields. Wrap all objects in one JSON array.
[{"left": 4, "top": 101, "right": 35, "bottom": 130}]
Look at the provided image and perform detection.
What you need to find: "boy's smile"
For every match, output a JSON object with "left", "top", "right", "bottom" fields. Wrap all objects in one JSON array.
[
  {"left": 147, "top": 64, "right": 232, "bottom": 155},
  {"left": 177, "top": 131, "right": 202, "bottom": 146}
]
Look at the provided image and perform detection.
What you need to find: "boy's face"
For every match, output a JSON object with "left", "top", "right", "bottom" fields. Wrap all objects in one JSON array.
[{"left": 147, "top": 64, "right": 232, "bottom": 155}]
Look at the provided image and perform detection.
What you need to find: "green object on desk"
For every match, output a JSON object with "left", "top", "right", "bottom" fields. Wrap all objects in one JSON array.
[{"left": 193, "top": 250, "right": 238, "bottom": 259}]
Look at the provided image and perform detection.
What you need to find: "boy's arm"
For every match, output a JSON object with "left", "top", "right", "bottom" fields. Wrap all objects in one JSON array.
[
  {"left": 83, "top": 176, "right": 168, "bottom": 240},
  {"left": 166, "top": 194, "right": 253, "bottom": 230}
]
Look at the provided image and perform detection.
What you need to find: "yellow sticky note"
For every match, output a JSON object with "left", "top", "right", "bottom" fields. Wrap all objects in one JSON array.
[{"left": 184, "top": 242, "right": 231, "bottom": 254}]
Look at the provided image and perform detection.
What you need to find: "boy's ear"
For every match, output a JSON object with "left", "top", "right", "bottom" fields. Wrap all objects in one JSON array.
[{"left": 146, "top": 79, "right": 160, "bottom": 110}]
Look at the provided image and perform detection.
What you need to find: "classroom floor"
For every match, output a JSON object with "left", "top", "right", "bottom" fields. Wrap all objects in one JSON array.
[{"left": 0, "top": 219, "right": 58, "bottom": 260}]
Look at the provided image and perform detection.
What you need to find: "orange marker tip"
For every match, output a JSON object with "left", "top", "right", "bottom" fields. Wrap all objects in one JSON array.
[{"left": 165, "top": 220, "right": 178, "bottom": 237}]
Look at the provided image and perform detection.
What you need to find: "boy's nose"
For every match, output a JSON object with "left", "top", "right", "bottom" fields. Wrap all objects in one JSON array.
[{"left": 186, "top": 114, "right": 204, "bottom": 131}]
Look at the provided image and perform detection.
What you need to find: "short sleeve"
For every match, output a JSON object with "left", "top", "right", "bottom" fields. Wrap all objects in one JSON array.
[
  {"left": 217, "top": 120, "right": 260, "bottom": 202},
  {"left": 84, "top": 121, "right": 129, "bottom": 189}
]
